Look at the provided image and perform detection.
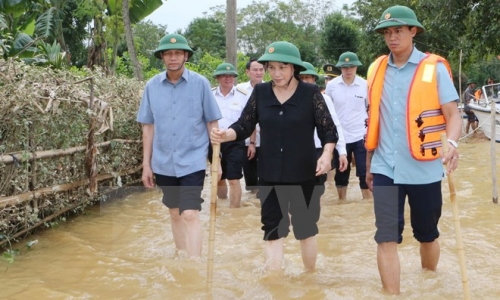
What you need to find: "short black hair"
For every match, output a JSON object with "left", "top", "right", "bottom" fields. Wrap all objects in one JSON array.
[{"left": 246, "top": 58, "right": 265, "bottom": 70}]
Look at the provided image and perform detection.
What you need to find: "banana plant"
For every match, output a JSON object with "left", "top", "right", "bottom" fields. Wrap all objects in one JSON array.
[
  {"left": 105, "top": 0, "right": 162, "bottom": 24},
  {"left": 30, "top": 39, "right": 67, "bottom": 68},
  {"left": 0, "top": 0, "right": 64, "bottom": 61},
  {"left": 101, "top": 0, "right": 163, "bottom": 74}
]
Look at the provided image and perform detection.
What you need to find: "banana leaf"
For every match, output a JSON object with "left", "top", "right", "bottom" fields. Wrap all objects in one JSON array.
[{"left": 106, "top": 0, "right": 163, "bottom": 24}]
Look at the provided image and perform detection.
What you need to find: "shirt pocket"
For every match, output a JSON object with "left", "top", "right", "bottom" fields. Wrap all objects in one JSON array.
[
  {"left": 227, "top": 101, "right": 244, "bottom": 123},
  {"left": 351, "top": 96, "right": 368, "bottom": 112}
]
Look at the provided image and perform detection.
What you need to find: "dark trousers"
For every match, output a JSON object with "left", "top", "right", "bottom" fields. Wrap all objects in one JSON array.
[
  {"left": 258, "top": 178, "right": 324, "bottom": 241},
  {"left": 243, "top": 146, "right": 259, "bottom": 190},
  {"left": 373, "top": 174, "right": 442, "bottom": 244},
  {"left": 334, "top": 139, "right": 369, "bottom": 189}
]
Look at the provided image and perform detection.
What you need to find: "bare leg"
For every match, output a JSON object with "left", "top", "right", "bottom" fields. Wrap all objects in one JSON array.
[
  {"left": 377, "top": 242, "right": 400, "bottom": 294},
  {"left": 326, "top": 170, "right": 334, "bottom": 181},
  {"left": 337, "top": 186, "right": 347, "bottom": 200},
  {"left": 420, "top": 240, "right": 440, "bottom": 271},
  {"left": 181, "top": 209, "right": 203, "bottom": 258},
  {"left": 361, "top": 188, "right": 372, "bottom": 200},
  {"left": 217, "top": 179, "right": 228, "bottom": 199},
  {"left": 169, "top": 208, "right": 186, "bottom": 251},
  {"left": 465, "top": 121, "right": 471, "bottom": 134},
  {"left": 300, "top": 236, "right": 317, "bottom": 271},
  {"left": 264, "top": 238, "right": 284, "bottom": 271},
  {"left": 228, "top": 179, "right": 242, "bottom": 208}
]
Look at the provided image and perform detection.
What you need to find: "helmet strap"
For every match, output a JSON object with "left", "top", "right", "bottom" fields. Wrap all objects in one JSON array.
[{"left": 271, "top": 75, "right": 296, "bottom": 89}]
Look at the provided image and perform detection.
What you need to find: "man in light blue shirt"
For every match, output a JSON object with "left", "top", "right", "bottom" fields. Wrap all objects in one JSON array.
[
  {"left": 137, "top": 33, "right": 221, "bottom": 258},
  {"left": 365, "top": 5, "right": 462, "bottom": 295}
]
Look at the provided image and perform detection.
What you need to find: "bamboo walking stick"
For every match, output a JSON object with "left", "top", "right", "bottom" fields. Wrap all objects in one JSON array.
[
  {"left": 440, "top": 133, "right": 470, "bottom": 300},
  {"left": 206, "top": 143, "right": 220, "bottom": 295}
]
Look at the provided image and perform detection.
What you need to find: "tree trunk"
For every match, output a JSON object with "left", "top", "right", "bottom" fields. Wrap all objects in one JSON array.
[
  {"left": 87, "top": 15, "right": 108, "bottom": 72},
  {"left": 122, "top": 0, "right": 144, "bottom": 81},
  {"left": 225, "top": 0, "right": 237, "bottom": 69}
]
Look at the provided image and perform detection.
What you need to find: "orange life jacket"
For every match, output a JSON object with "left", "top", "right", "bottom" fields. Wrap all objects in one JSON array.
[
  {"left": 365, "top": 53, "right": 452, "bottom": 161},
  {"left": 474, "top": 89, "right": 482, "bottom": 100}
]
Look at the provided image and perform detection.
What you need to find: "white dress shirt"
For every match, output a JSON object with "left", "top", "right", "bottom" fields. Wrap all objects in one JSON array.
[
  {"left": 314, "top": 94, "right": 347, "bottom": 155},
  {"left": 236, "top": 80, "right": 262, "bottom": 146},
  {"left": 325, "top": 75, "right": 368, "bottom": 143}
]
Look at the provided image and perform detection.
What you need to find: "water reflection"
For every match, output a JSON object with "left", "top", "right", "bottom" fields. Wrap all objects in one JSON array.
[{"left": 1, "top": 138, "right": 499, "bottom": 299}]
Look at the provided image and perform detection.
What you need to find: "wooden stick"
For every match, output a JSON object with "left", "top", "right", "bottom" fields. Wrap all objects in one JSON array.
[
  {"left": 440, "top": 133, "right": 470, "bottom": 300},
  {"left": 489, "top": 96, "right": 498, "bottom": 204},
  {"left": 206, "top": 143, "right": 220, "bottom": 295}
]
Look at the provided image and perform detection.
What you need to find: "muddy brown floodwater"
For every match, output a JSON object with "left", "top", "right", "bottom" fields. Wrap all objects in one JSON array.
[{"left": 1, "top": 135, "right": 499, "bottom": 299}]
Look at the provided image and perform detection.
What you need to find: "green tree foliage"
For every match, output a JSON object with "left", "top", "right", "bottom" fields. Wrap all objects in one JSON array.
[
  {"left": 352, "top": 0, "right": 398, "bottom": 62},
  {"left": 0, "top": 0, "right": 47, "bottom": 59},
  {"left": 114, "top": 50, "right": 157, "bottom": 80},
  {"left": 183, "top": 17, "right": 226, "bottom": 60},
  {"left": 87, "top": 0, "right": 162, "bottom": 72},
  {"left": 237, "top": 0, "right": 336, "bottom": 66},
  {"left": 0, "top": 0, "right": 74, "bottom": 69},
  {"left": 34, "top": 39, "right": 68, "bottom": 68},
  {"left": 2, "top": 0, "right": 498, "bottom": 85},
  {"left": 184, "top": 52, "right": 224, "bottom": 86},
  {"left": 353, "top": 0, "right": 500, "bottom": 80},
  {"left": 321, "top": 12, "right": 360, "bottom": 63},
  {"left": 468, "top": 1, "right": 500, "bottom": 58},
  {"left": 60, "top": 0, "right": 93, "bottom": 67},
  {"left": 133, "top": 20, "right": 167, "bottom": 70}
]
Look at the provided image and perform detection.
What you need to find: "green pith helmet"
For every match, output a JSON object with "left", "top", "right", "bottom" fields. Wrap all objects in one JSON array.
[
  {"left": 467, "top": 79, "right": 477, "bottom": 85},
  {"left": 374, "top": 5, "right": 425, "bottom": 34},
  {"left": 335, "top": 52, "right": 362, "bottom": 68},
  {"left": 154, "top": 33, "right": 194, "bottom": 59},
  {"left": 213, "top": 62, "right": 238, "bottom": 77},
  {"left": 299, "top": 62, "right": 319, "bottom": 81},
  {"left": 317, "top": 75, "right": 326, "bottom": 89},
  {"left": 257, "top": 41, "right": 306, "bottom": 71}
]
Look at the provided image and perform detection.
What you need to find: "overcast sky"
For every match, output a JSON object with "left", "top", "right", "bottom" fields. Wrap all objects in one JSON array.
[{"left": 146, "top": 0, "right": 356, "bottom": 32}]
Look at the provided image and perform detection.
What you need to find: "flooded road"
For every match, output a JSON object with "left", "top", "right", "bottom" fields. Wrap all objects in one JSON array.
[{"left": 1, "top": 136, "right": 499, "bottom": 299}]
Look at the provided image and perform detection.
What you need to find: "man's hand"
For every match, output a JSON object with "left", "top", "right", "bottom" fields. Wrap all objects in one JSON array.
[
  {"left": 338, "top": 154, "right": 348, "bottom": 172},
  {"left": 366, "top": 172, "right": 373, "bottom": 192},
  {"left": 142, "top": 166, "right": 155, "bottom": 188},
  {"left": 247, "top": 143, "right": 256, "bottom": 159}
]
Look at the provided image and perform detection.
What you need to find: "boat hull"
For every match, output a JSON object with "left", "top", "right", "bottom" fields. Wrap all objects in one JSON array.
[{"left": 469, "top": 103, "right": 500, "bottom": 142}]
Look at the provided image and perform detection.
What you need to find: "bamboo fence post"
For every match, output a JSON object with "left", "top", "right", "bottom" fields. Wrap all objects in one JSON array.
[
  {"left": 87, "top": 77, "right": 98, "bottom": 194},
  {"left": 459, "top": 49, "right": 463, "bottom": 108},
  {"left": 207, "top": 143, "right": 221, "bottom": 296},
  {"left": 489, "top": 92, "right": 498, "bottom": 204},
  {"left": 70, "top": 77, "right": 99, "bottom": 195},
  {"left": 440, "top": 133, "right": 470, "bottom": 300}
]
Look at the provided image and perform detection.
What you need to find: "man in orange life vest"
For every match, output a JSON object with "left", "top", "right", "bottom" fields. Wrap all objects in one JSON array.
[{"left": 365, "top": 5, "right": 462, "bottom": 295}]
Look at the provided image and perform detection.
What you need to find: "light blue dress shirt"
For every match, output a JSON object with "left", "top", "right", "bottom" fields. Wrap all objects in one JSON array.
[
  {"left": 136, "top": 68, "right": 221, "bottom": 177},
  {"left": 370, "top": 48, "right": 459, "bottom": 184}
]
